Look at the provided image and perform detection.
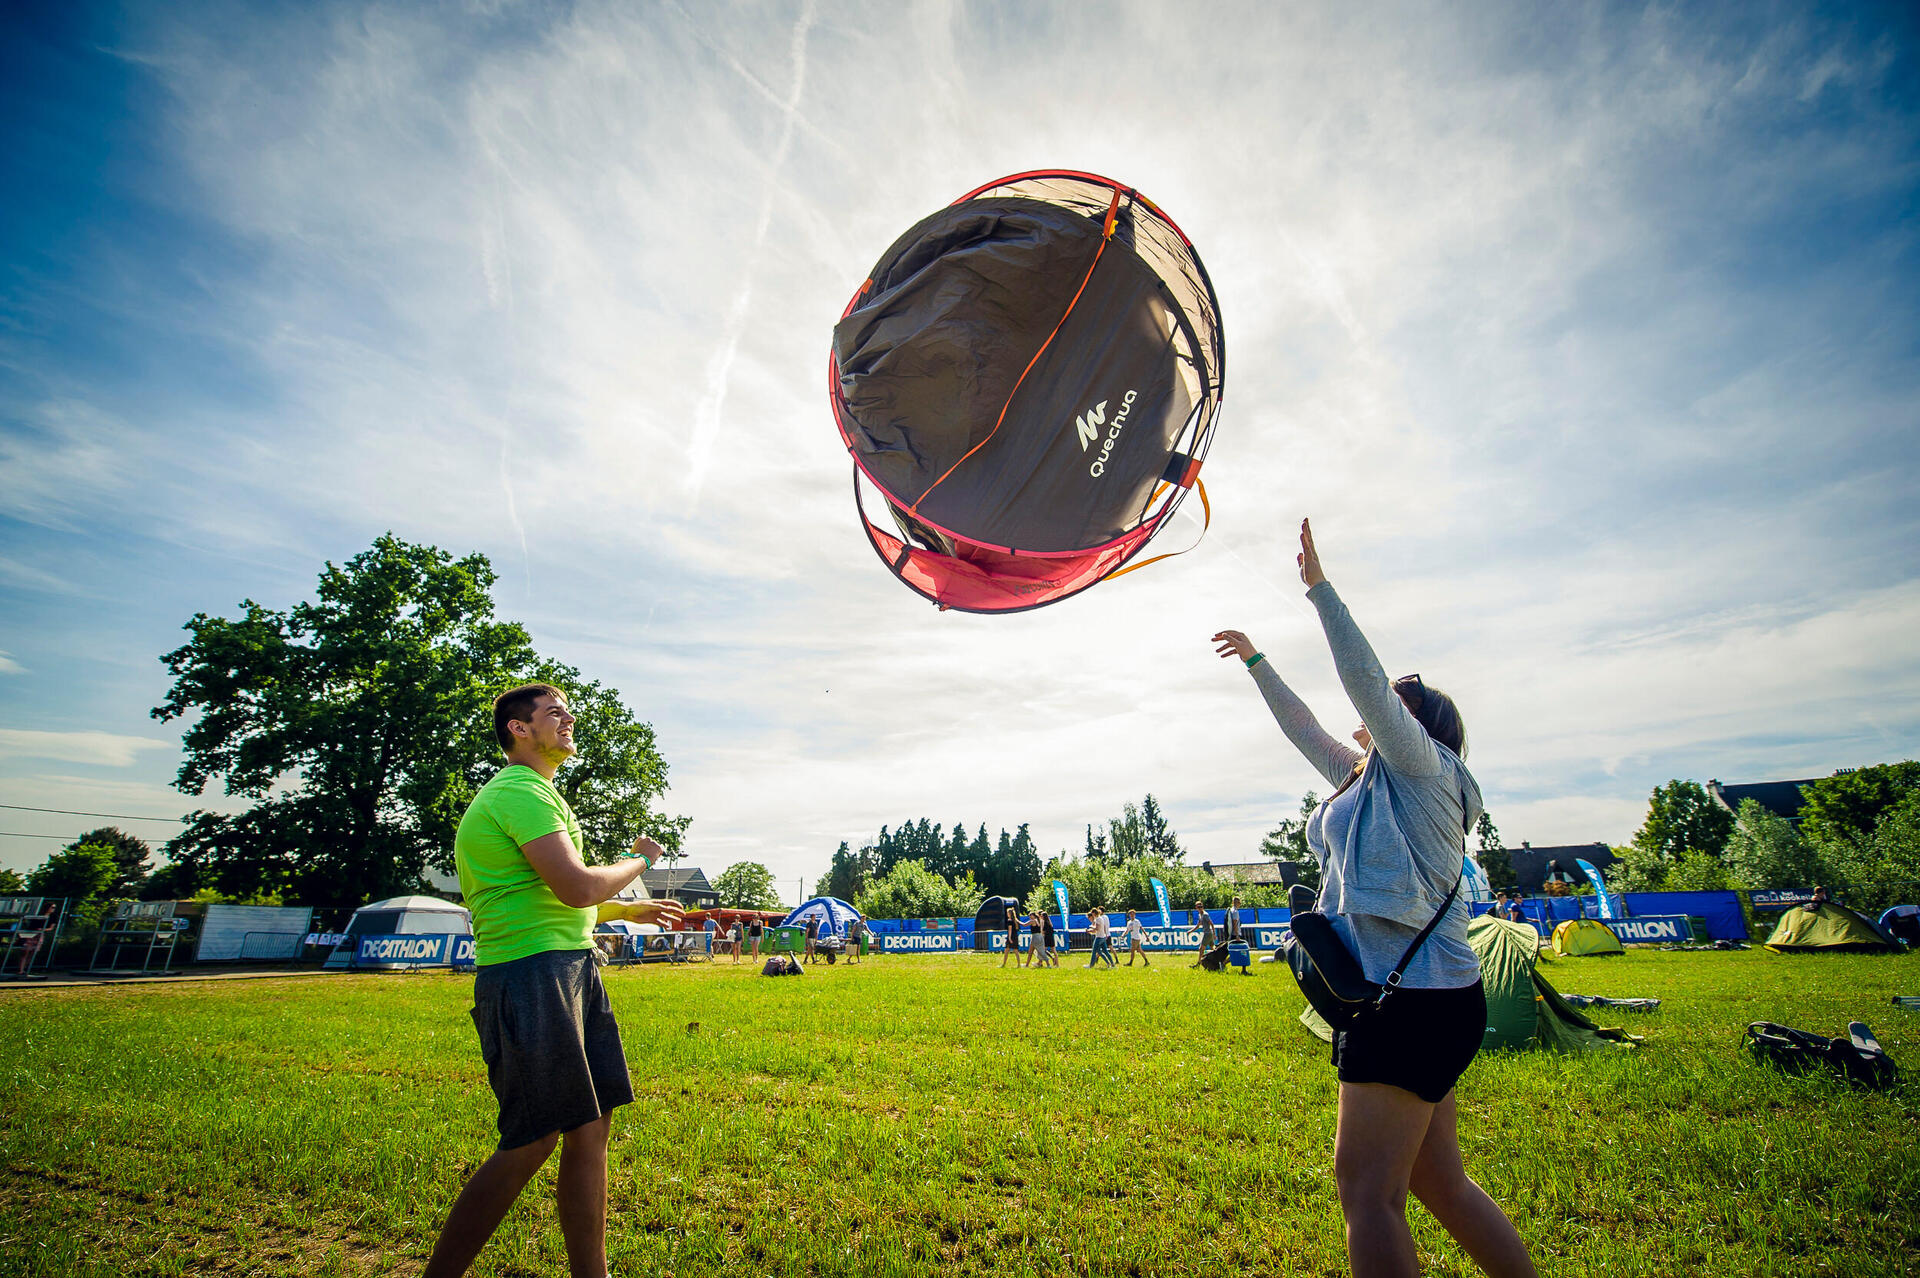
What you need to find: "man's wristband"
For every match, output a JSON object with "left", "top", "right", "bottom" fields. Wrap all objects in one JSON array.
[{"left": 1245, "top": 652, "right": 1266, "bottom": 670}]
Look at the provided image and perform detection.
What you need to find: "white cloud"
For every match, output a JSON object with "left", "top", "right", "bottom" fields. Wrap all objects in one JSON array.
[
  {"left": 0, "top": 651, "right": 22, "bottom": 675},
  {"left": 0, "top": 730, "right": 174, "bottom": 769}
]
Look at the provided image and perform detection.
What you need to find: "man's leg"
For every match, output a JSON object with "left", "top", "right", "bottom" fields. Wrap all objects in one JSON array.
[
  {"left": 423, "top": 1133, "right": 560, "bottom": 1278},
  {"left": 556, "top": 1112, "right": 613, "bottom": 1278}
]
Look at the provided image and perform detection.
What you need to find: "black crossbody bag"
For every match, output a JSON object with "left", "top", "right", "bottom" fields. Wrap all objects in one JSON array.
[{"left": 1284, "top": 877, "right": 1462, "bottom": 1030}]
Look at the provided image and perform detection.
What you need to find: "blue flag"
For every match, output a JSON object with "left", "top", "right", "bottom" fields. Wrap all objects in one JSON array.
[
  {"left": 1149, "top": 877, "right": 1172, "bottom": 928},
  {"left": 1575, "top": 858, "right": 1623, "bottom": 920},
  {"left": 1051, "top": 879, "right": 1071, "bottom": 930}
]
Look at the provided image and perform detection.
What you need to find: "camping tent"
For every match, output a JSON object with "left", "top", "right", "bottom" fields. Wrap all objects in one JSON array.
[
  {"left": 324, "top": 895, "right": 471, "bottom": 969},
  {"left": 972, "top": 896, "right": 1023, "bottom": 933},
  {"left": 1764, "top": 903, "right": 1897, "bottom": 953},
  {"left": 1300, "top": 914, "right": 1639, "bottom": 1051},
  {"left": 781, "top": 897, "right": 862, "bottom": 938},
  {"left": 1879, "top": 905, "right": 1919, "bottom": 947},
  {"left": 1552, "top": 918, "right": 1624, "bottom": 956}
]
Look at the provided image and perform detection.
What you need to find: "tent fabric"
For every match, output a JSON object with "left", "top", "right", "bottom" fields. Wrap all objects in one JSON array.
[
  {"left": 1302, "top": 915, "right": 1639, "bottom": 1052},
  {"left": 1764, "top": 903, "right": 1897, "bottom": 953},
  {"left": 1552, "top": 918, "right": 1625, "bottom": 956},
  {"left": 780, "top": 897, "right": 863, "bottom": 939},
  {"left": 1877, "top": 905, "right": 1919, "bottom": 946},
  {"left": 830, "top": 171, "right": 1225, "bottom": 614},
  {"left": 972, "top": 896, "right": 1023, "bottom": 933}
]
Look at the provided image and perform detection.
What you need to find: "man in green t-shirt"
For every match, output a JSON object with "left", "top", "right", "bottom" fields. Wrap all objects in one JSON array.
[{"left": 424, "top": 683, "right": 682, "bottom": 1278}]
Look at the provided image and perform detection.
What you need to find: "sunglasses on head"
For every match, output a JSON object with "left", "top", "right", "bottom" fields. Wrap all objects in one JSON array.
[{"left": 1393, "top": 673, "right": 1425, "bottom": 711}]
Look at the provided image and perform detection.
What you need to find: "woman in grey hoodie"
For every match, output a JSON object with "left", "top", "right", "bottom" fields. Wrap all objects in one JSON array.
[{"left": 1214, "top": 519, "right": 1536, "bottom": 1278}]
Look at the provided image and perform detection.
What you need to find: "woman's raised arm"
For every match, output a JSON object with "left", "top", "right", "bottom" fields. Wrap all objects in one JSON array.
[{"left": 1214, "top": 628, "right": 1360, "bottom": 786}]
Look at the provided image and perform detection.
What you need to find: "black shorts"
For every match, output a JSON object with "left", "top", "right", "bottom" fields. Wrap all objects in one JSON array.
[
  {"left": 470, "top": 949, "right": 634, "bottom": 1150},
  {"left": 1331, "top": 980, "right": 1486, "bottom": 1103}
]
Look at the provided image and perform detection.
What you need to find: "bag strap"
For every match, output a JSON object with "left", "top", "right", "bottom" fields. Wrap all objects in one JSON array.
[{"left": 1377, "top": 876, "right": 1463, "bottom": 1006}]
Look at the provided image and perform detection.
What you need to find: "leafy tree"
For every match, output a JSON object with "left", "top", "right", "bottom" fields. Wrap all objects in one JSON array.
[
  {"left": 535, "top": 661, "right": 688, "bottom": 865},
  {"left": 65, "top": 827, "right": 152, "bottom": 899},
  {"left": 1141, "top": 794, "right": 1181, "bottom": 860},
  {"left": 815, "top": 841, "right": 877, "bottom": 903},
  {"left": 854, "top": 860, "right": 983, "bottom": 920},
  {"left": 1797, "top": 762, "right": 1920, "bottom": 849},
  {"left": 1666, "top": 849, "right": 1733, "bottom": 892},
  {"left": 1260, "top": 792, "right": 1322, "bottom": 890},
  {"left": 985, "top": 823, "right": 1043, "bottom": 902},
  {"left": 1723, "top": 799, "right": 1822, "bottom": 891},
  {"left": 1084, "top": 823, "right": 1109, "bottom": 862},
  {"left": 1629, "top": 780, "right": 1734, "bottom": 885},
  {"left": 714, "top": 861, "right": 783, "bottom": 911},
  {"left": 26, "top": 843, "right": 118, "bottom": 904},
  {"left": 1609, "top": 842, "right": 1668, "bottom": 892},
  {"left": 1817, "top": 789, "right": 1920, "bottom": 912},
  {"left": 151, "top": 535, "right": 684, "bottom": 909},
  {"left": 0, "top": 868, "right": 26, "bottom": 894},
  {"left": 140, "top": 861, "right": 202, "bottom": 901},
  {"left": 1106, "top": 802, "right": 1148, "bottom": 862},
  {"left": 1474, "top": 812, "right": 1516, "bottom": 891}
]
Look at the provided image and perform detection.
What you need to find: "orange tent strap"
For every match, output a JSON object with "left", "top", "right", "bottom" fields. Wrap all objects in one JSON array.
[
  {"left": 909, "top": 186, "right": 1125, "bottom": 518},
  {"left": 1101, "top": 478, "right": 1210, "bottom": 583}
]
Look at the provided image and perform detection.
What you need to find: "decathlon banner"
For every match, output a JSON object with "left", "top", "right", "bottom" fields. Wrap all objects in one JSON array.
[
  {"left": 1149, "top": 877, "right": 1171, "bottom": 928},
  {"left": 1576, "top": 858, "right": 1624, "bottom": 921},
  {"left": 354, "top": 933, "right": 474, "bottom": 967},
  {"left": 1610, "top": 915, "right": 1692, "bottom": 945},
  {"left": 1051, "top": 880, "right": 1071, "bottom": 929},
  {"left": 879, "top": 932, "right": 965, "bottom": 953}
]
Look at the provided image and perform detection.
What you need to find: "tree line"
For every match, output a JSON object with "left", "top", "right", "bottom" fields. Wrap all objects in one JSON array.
[{"left": 1605, "top": 764, "right": 1919, "bottom": 912}]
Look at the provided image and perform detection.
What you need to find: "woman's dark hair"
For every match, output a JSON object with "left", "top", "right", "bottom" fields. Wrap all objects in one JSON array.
[{"left": 1393, "top": 675, "right": 1467, "bottom": 758}]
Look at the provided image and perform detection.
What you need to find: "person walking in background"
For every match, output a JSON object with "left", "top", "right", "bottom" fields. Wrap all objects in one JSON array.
[
  {"left": 1192, "top": 899, "right": 1217, "bottom": 960},
  {"left": 803, "top": 913, "right": 820, "bottom": 964},
  {"left": 1213, "top": 518, "right": 1536, "bottom": 1278},
  {"left": 1086, "top": 908, "right": 1117, "bottom": 969},
  {"left": 1032, "top": 910, "right": 1058, "bottom": 967},
  {"left": 425, "top": 683, "right": 684, "bottom": 1278},
  {"left": 1001, "top": 902, "right": 1023, "bottom": 968},
  {"left": 748, "top": 916, "right": 764, "bottom": 961},
  {"left": 1225, "top": 897, "right": 1243, "bottom": 943},
  {"left": 727, "top": 919, "right": 742, "bottom": 963},
  {"left": 1123, "top": 909, "right": 1151, "bottom": 967}
]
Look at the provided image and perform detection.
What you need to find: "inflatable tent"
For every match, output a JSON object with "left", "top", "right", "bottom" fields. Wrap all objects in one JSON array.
[
  {"left": 324, "top": 895, "right": 471, "bottom": 969},
  {"left": 1301, "top": 915, "right": 1639, "bottom": 1051},
  {"left": 1552, "top": 918, "right": 1625, "bottom": 956},
  {"left": 781, "top": 897, "right": 862, "bottom": 939},
  {"left": 1764, "top": 903, "right": 1897, "bottom": 953}
]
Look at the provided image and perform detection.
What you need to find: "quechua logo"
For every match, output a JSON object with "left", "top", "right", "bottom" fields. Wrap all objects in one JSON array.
[
  {"left": 1074, "top": 400, "right": 1108, "bottom": 450},
  {"left": 1085, "top": 390, "right": 1137, "bottom": 478}
]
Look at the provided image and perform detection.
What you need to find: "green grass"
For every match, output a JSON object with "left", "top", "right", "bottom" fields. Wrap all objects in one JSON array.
[{"left": 2, "top": 948, "right": 1917, "bottom": 1277}]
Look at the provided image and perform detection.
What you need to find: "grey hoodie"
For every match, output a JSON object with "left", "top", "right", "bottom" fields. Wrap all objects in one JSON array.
[{"left": 1250, "top": 581, "right": 1483, "bottom": 987}]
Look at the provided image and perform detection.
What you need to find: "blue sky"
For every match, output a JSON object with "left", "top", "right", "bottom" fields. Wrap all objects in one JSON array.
[{"left": 3, "top": 1, "right": 1917, "bottom": 899}]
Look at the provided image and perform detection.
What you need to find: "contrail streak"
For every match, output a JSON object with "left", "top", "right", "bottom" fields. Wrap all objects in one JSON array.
[{"left": 684, "top": 0, "right": 818, "bottom": 505}]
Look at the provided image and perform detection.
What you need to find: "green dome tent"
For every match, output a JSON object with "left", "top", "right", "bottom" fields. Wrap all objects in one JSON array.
[
  {"left": 1764, "top": 903, "right": 1897, "bottom": 953},
  {"left": 1300, "top": 915, "right": 1640, "bottom": 1052},
  {"left": 1551, "top": 917, "right": 1624, "bottom": 956}
]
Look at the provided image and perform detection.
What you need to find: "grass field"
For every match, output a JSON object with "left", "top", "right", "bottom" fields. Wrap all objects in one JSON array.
[{"left": 2, "top": 948, "right": 1917, "bottom": 1277}]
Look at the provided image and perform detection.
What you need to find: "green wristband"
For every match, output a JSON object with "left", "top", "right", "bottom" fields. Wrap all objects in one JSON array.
[{"left": 1245, "top": 652, "right": 1266, "bottom": 669}]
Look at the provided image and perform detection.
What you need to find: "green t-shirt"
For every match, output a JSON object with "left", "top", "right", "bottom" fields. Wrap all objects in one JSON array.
[{"left": 455, "top": 765, "right": 593, "bottom": 966}]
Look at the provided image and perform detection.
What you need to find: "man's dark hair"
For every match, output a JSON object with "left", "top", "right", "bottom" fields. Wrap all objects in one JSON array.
[{"left": 493, "top": 683, "right": 564, "bottom": 752}]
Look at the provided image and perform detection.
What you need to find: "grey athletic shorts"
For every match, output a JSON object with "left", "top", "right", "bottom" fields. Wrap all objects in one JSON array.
[{"left": 469, "top": 948, "right": 634, "bottom": 1150}]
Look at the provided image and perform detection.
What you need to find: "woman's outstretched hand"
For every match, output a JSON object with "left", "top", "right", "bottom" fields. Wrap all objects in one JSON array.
[
  {"left": 1213, "top": 630, "right": 1257, "bottom": 662},
  {"left": 1297, "top": 518, "right": 1327, "bottom": 590}
]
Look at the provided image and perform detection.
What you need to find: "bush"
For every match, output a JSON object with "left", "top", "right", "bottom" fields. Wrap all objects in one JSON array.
[{"left": 855, "top": 861, "right": 984, "bottom": 920}]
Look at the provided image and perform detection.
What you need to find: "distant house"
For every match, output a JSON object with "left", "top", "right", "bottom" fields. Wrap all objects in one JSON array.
[
  {"left": 1199, "top": 860, "right": 1303, "bottom": 889},
  {"left": 1507, "top": 842, "right": 1618, "bottom": 895},
  {"left": 641, "top": 866, "right": 720, "bottom": 907},
  {"left": 1706, "top": 776, "right": 1828, "bottom": 826}
]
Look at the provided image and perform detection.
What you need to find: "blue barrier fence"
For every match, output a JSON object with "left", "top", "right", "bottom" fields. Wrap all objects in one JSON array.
[
  {"left": 351, "top": 933, "right": 475, "bottom": 968},
  {"left": 864, "top": 891, "right": 1751, "bottom": 947}
]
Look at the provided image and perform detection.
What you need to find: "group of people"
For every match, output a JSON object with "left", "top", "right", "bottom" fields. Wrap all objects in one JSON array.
[
  {"left": 426, "top": 518, "right": 1537, "bottom": 1278},
  {"left": 704, "top": 912, "right": 868, "bottom": 965}
]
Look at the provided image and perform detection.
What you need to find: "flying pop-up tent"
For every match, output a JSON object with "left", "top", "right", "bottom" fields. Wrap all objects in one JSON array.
[
  {"left": 1300, "top": 915, "right": 1640, "bottom": 1051},
  {"left": 1765, "top": 903, "right": 1897, "bottom": 953},
  {"left": 1552, "top": 918, "right": 1625, "bottom": 956},
  {"left": 829, "top": 171, "right": 1226, "bottom": 613}
]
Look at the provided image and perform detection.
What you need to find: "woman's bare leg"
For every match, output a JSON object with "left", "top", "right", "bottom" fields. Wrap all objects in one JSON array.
[
  {"left": 1407, "top": 1094, "right": 1539, "bottom": 1278},
  {"left": 1334, "top": 1081, "right": 1435, "bottom": 1278}
]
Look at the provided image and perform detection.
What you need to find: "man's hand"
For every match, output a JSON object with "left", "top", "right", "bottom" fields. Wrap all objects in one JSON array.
[
  {"left": 630, "top": 835, "right": 666, "bottom": 863},
  {"left": 599, "top": 898, "right": 685, "bottom": 928},
  {"left": 1212, "top": 629, "right": 1258, "bottom": 662},
  {"left": 1297, "top": 517, "right": 1326, "bottom": 589}
]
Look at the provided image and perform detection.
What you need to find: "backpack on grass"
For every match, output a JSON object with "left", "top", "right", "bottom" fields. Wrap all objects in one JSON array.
[
  {"left": 762, "top": 954, "right": 803, "bottom": 977},
  {"left": 1744, "top": 1021, "right": 1897, "bottom": 1089}
]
